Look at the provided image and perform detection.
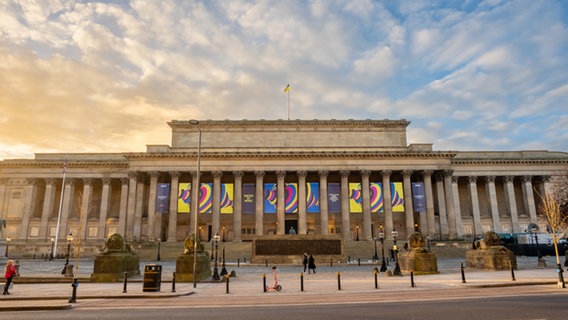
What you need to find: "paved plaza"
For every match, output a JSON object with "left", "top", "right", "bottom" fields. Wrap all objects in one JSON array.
[{"left": 0, "top": 255, "right": 566, "bottom": 311}]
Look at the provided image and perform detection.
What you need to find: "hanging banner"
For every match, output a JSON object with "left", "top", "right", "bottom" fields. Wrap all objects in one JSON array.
[
  {"left": 412, "top": 182, "right": 426, "bottom": 213},
  {"left": 306, "top": 182, "right": 320, "bottom": 213},
  {"left": 156, "top": 183, "right": 170, "bottom": 213},
  {"left": 391, "top": 182, "right": 405, "bottom": 212},
  {"left": 242, "top": 183, "right": 255, "bottom": 214},
  {"left": 285, "top": 183, "right": 298, "bottom": 213},
  {"left": 199, "top": 183, "right": 213, "bottom": 213},
  {"left": 178, "top": 182, "right": 191, "bottom": 213},
  {"left": 349, "top": 183, "right": 363, "bottom": 213},
  {"left": 370, "top": 182, "right": 383, "bottom": 213},
  {"left": 220, "top": 183, "right": 234, "bottom": 214},
  {"left": 328, "top": 183, "right": 340, "bottom": 213},
  {"left": 264, "top": 183, "right": 277, "bottom": 213}
]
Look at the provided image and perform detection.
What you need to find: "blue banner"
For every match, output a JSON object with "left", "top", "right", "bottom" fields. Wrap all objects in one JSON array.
[
  {"left": 242, "top": 183, "right": 255, "bottom": 214},
  {"left": 328, "top": 183, "right": 340, "bottom": 213},
  {"left": 412, "top": 182, "right": 426, "bottom": 213},
  {"left": 156, "top": 183, "right": 170, "bottom": 213}
]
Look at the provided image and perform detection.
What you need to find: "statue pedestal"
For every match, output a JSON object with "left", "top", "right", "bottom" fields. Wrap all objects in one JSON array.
[
  {"left": 398, "top": 249, "right": 438, "bottom": 275},
  {"left": 466, "top": 246, "right": 517, "bottom": 270},
  {"left": 90, "top": 253, "right": 140, "bottom": 282},
  {"left": 175, "top": 252, "right": 212, "bottom": 282}
]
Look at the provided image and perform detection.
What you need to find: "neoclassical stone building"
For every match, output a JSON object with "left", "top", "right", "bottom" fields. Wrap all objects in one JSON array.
[{"left": 1, "top": 119, "right": 567, "bottom": 249}]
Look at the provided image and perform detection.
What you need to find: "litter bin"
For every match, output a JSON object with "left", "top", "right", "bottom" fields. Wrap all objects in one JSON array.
[{"left": 143, "top": 264, "right": 162, "bottom": 292}]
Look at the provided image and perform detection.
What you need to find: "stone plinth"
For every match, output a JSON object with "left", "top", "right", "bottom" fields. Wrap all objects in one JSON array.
[
  {"left": 398, "top": 249, "right": 439, "bottom": 275},
  {"left": 466, "top": 246, "right": 517, "bottom": 270},
  {"left": 90, "top": 233, "right": 140, "bottom": 282},
  {"left": 175, "top": 252, "right": 212, "bottom": 282}
]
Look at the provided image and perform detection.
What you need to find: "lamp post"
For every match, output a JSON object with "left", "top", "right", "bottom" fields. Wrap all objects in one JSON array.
[
  {"left": 222, "top": 226, "right": 225, "bottom": 242},
  {"left": 5, "top": 236, "right": 11, "bottom": 258},
  {"left": 50, "top": 237, "right": 55, "bottom": 261},
  {"left": 373, "top": 236, "right": 378, "bottom": 261},
  {"left": 212, "top": 233, "right": 221, "bottom": 281},
  {"left": 379, "top": 226, "right": 387, "bottom": 272},
  {"left": 62, "top": 233, "right": 73, "bottom": 274},
  {"left": 356, "top": 225, "right": 359, "bottom": 241},
  {"left": 392, "top": 229, "right": 401, "bottom": 276},
  {"left": 530, "top": 226, "right": 545, "bottom": 268},
  {"left": 220, "top": 245, "right": 227, "bottom": 276},
  {"left": 156, "top": 238, "right": 161, "bottom": 262},
  {"left": 190, "top": 119, "right": 202, "bottom": 288}
]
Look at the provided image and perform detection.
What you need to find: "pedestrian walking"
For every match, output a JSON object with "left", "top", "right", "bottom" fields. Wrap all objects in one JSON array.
[
  {"left": 302, "top": 252, "right": 308, "bottom": 272},
  {"left": 308, "top": 255, "right": 316, "bottom": 274},
  {"left": 3, "top": 259, "right": 17, "bottom": 295}
]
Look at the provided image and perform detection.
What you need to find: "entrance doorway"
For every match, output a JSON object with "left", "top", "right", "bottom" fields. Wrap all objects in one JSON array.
[{"left": 285, "top": 220, "right": 298, "bottom": 234}]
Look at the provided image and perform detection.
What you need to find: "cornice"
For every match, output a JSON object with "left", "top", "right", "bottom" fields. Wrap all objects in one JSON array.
[
  {"left": 0, "top": 161, "right": 129, "bottom": 169},
  {"left": 168, "top": 119, "right": 411, "bottom": 130},
  {"left": 452, "top": 159, "right": 568, "bottom": 165}
]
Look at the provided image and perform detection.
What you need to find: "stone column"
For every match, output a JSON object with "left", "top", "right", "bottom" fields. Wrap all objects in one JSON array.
[
  {"left": 39, "top": 178, "right": 56, "bottom": 239},
  {"left": 118, "top": 178, "right": 129, "bottom": 236},
  {"left": 468, "top": 176, "right": 482, "bottom": 236},
  {"left": 423, "top": 171, "right": 436, "bottom": 236},
  {"left": 381, "top": 170, "right": 394, "bottom": 237},
  {"left": 167, "top": 172, "right": 180, "bottom": 242},
  {"left": 541, "top": 175, "right": 553, "bottom": 195},
  {"left": 276, "top": 171, "right": 286, "bottom": 235},
  {"left": 318, "top": 171, "right": 329, "bottom": 235},
  {"left": 59, "top": 179, "right": 75, "bottom": 239},
  {"left": 361, "top": 170, "right": 372, "bottom": 240},
  {"left": 0, "top": 179, "right": 8, "bottom": 221},
  {"left": 146, "top": 172, "right": 159, "bottom": 240},
  {"left": 212, "top": 171, "right": 222, "bottom": 236},
  {"left": 133, "top": 175, "right": 146, "bottom": 240},
  {"left": 126, "top": 172, "right": 138, "bottom": 240},
  {"left": 255, "top": 171, "right": 265, "bottom": 236},
  {"left": 19, "top": 179, "right": 38, "bottom": 239},
  {"left": 233, "top": 171, "right": 243, "bottom": 242},
  {"left": 504, "top": 176, "right": 520, "bottom": 233},
  {"left": 451, "top": 176, "right": 463, "bottom": 238},
  {"left": 98, "top": 177, "right": 111, "bottom": 239},
  {"left": 340, "top": 170, "right": 351, "bottom": 241},
  {"left": 521, "top": 176, "right": 538, "bottom": 222},
  {"left": 443, "top": 171, "right": 457, "bottom": 239},
  {"left": 298, "top": 171, "right": 307, "bottom": 235},
  {"left": 485, "top": 176, "right": 502, "bottom": 233},
  {"left": 79, "top": 178, "right": 93, "bottom": 240},
  {"left": 435, "top": 173, "right": 449, "bottom": 238},
  {"left": 402, "top": 170, "right": 415, "bottom": 237}
]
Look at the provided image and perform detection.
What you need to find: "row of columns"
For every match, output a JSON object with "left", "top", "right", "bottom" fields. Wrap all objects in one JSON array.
[{"left": 0, "top": 172, "right": 551, "bottom": 242}]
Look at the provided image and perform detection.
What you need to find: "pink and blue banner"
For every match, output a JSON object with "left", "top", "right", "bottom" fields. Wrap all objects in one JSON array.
[{"left": 306, "top": 182, "right": 320, "bottom": 213}]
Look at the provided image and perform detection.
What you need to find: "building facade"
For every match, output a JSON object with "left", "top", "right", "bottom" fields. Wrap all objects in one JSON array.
[{"left": 1, "top": 119, "right": 567, "bottom": 247}]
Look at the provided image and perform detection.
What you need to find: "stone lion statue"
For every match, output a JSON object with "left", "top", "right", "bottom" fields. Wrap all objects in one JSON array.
[
  {"left": 184, "top": 233, "right": 204, "bottom": 254},
  {"left": 474, "top": 231, "right": 501, "bottom": 249},
  {"left": 406, "top": 232, "right": 427, "bottom": 252},
  {"left": 104, "top": 233, "right": 130, "bottom": 254}
]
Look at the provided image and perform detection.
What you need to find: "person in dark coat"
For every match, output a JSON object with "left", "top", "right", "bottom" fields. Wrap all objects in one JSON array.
[
  {"left": 308, "top": 255, "right": 316, "bottom": 274},
  {"left": 302, "top": 253, "right": 308, "bottom": 272}
]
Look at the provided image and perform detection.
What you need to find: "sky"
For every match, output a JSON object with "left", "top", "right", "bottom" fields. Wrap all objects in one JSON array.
[{"left": 1, "top": 0, "right": 568, "bottom": 160}]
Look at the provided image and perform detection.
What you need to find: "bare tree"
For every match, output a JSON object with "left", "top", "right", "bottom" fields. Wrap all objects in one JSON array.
[{"left": 538, "top": 192, "right": 567, "bottom": 288}]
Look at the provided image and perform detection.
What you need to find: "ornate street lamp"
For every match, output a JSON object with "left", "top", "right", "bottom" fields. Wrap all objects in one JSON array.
[
  {"left": 356, "top": 225, "right": 359, "bottom": 241},
  {"left": 392, "top": 229, "right": 401, "bottom": 276},
  {"left": 373, "top": 236, "right": 379, "bottom": 261},
  {"left": 61, "top": 233, "right": 73, "bottom": 274},
  {"left": 212, "top": 233, "right": 221, "bottom": 281},
  {"left": 379, "top": 226, "right": 387, "bottom": 272},
  {"left": 156, "top": 238, "right": 161, "bottom": 262},
  {"left": 530, "top": 225, "right": 546, "bottom": 268},
  {"left": 222, "top": 226, "right": 226, "bottom": 242},
  {"left": 220, "top": 245, "right": 227, "bottom": 276},
  {"left": 50, "top": 237, "right": 55, "bottom": 261},
  {"left": 5, "top": 235, "right": 11, "bottom": 258}
]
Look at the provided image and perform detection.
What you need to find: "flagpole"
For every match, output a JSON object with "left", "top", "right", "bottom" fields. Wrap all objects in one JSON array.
[
  {"left": 53, "top": 156, "right": 68, "bottom": 258},
  {"left": 287, "top": 89, "right": 290, "bottom": 120}
]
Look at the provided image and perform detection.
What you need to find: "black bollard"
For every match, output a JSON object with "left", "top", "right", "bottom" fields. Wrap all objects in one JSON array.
[
  {"left": 301, "top": 272, "right": 304, "bottom": 292},
  {"left": 123, "top": 272, "right": 128, "bottom": 293},
  {"left": 509, "top": 260, "right": 516, "bottom": 281},
  {"left": 172, "top": 272, "right": 176, "bottom": 293},
  {"left": 330, "top": 258, "right": 333, "bottom": 267},
  {"left": 460, "top": 263, "right": 466, "bottom": 283},
  {"left": 358, "top": 258, "right": 361, "bottom": 266},
  {"left": 410, "top": 270, "right": 415, "bottom": 287},
  {"left": 226, "top": 275, "right": 230, "bottom": 294},
  {"left": 374, "top": 269, "right": 379, "bottom": 289},
  {"left": 69, "top": 278, "right": 78, "bottom": 303},
  {"left": 263, "top": 274, "right": 267, "bottom": 292},
  {"left": 337, "top": 272, "right": 341, "bottom": 291}
]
